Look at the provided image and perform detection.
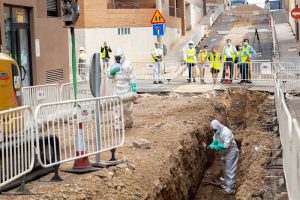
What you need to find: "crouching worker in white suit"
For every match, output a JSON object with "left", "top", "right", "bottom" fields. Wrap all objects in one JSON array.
[
  {"left": 208, "top": 119, "right": 239, "bottom": 195},
  {"left": 108, "top": 48, "right": 137, "bottom": 128}
]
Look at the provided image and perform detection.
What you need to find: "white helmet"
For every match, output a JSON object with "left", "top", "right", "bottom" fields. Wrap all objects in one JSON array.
[
  {"left": 114, "top": 48, "right": 125, "bottom": 64},
  {"left": 188, "top": 41, "right": 194, "bottom": 45},
  {"left": 79, "top": 47, "right": 85, "bottom": 51}
]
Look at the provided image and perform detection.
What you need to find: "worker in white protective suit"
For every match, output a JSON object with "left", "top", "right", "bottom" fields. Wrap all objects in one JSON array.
[
  {"left": 107, "top": 48, "right": 136, "bottom": 128},
  {"left": 208, "top": 119, "right": 239, "bottom": 195}
]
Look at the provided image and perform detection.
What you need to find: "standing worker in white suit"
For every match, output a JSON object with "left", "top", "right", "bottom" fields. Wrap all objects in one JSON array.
[
  {"left": 208, "top": 119, "right": 239, "bottom": 195},
  {"left": 108, "top": 48, "right": 137, "bottom": 128},
  {"left": 150, "top": 42, "right": 164, "bottom": 84}
]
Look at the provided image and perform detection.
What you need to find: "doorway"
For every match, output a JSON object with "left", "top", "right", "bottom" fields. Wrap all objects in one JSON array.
[{"left": 4, "top": 6, "right": 32, "bottom": 86}]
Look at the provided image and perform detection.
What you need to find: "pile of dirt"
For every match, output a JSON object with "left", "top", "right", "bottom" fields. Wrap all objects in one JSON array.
[{"left": 231, "top": 4, "right": 266, "bottom": 12}]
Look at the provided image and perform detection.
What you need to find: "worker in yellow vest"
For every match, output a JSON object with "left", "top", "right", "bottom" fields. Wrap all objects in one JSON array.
[
  {"left": 101, "top": 41, "right": 112, "bottom": 70},
  {"left": 185, "top": 41, "right": 197, "bottom": 83},
  {"left": 197, "top": 45, "right": 209, "bottom": 84},
  {"left": 209, "top": 47, "right": 222, "bottom": 84},
  {"left": 150, "top": 42, "right": 164, "bottom": 84},
  {"left": 238, "top": 39, "right": 256, "bottom": 84},
  {"left": 221, "top": 39, "right": 237, "bottom": 84}
]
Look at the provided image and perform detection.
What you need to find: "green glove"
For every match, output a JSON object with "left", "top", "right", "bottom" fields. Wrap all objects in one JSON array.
[
  {"left": 208, "top": 144, "right": 216, "bottom": 150},
  {"left": 131, "top": 83, "right": 137, "bottom": 92},
  {"left": 212, "top": 139, "right": 218, "bottom": 145},
  {"left": 214, "top": 144, "right": 225, "bottom": 151},
  {"left": 110, "top": 66, "right": 120, "bottom": 76}
]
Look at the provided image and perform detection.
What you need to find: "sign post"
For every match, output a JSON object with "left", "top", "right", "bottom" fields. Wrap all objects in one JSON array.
[
  {"left": 291, "top": 7, "right": 300, "bottom": 40},
  {"left": 151, "top": 9, "right": 166, "bottom": 48}
]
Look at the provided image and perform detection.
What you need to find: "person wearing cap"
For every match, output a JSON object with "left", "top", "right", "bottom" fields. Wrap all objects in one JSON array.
[
  {"left": 238, "top": 39, "right": 256, "bottom": 83},
  {"left": 78, "top": 47, "right": 87, "bottom": 78},
  {"left": 197, "top": 45, "right": 209, "bottom": 84},
  {"left": 208, "top": 47, "right": 222, "bottom": 84},
  {"left": 150, "top": 42, "right": 164, "bottom": 84},
  {"left": 101, "top": 41, "right": 112, "bottom": 70},
  {"left": 184, "top": 41, "right": 197, "bottom": 82},
  {"left": 208, "top": 119, "right": 239, "bottom": 195},
  {"left": 221, "top": 39, "right": 237, "bottom": 84}
]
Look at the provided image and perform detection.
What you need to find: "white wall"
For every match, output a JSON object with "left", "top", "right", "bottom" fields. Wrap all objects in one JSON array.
[
  {"left": 74, "top": 26, "right": 181, "bottom": 63},
  {"left": 190, "top": 3, "right": 204, "bottom": 28}
]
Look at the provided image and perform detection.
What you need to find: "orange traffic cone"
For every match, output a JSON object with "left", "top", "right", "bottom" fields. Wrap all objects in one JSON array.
[
  {"left": 225, "top": 65, "right": 231, "bottom": 84},
  {"left": 63, "top": 123, "right": 99, "bottom": 174}
]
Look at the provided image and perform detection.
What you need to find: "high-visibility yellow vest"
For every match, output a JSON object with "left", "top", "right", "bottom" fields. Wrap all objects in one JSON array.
[
  {"left": 241, "top": 46, "right": 251, "bottom": 63},
  {"left": 101, "top": 47, "right": 111, "bottom": 59},
  {"left": 223, "top": 46, "right": 236, "bottom": 62},
  {"left": 186, "top": 48, "right": 196, "bottom": 63},
  {"left": 209, "top": 52, "right": 221, "bottom": 70},
  {"left": 198, "top": 51, "right": 208, "bottom": 64},
  {"left": 151, "top": 48, "right": 163, "bottom": 62}
]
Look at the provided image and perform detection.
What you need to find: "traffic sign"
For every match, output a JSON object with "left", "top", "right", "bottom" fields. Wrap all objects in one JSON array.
[
  {"left": 152, "top": 23, "right": 165, "bottom": 36},
  {"left": 151, "top": 10, "right": 166, "bottom": 24},
  {"left": 291, "top": 8, "right": 300, "bottom": 19}
]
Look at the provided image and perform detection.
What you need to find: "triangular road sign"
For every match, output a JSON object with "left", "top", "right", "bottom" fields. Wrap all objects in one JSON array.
[{"left": 151, "top": 9, "right": 166, "bottom": 24}]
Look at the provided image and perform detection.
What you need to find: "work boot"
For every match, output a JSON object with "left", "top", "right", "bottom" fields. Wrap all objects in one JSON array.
[
  {"left": 158, "top": 80, "right": 164, "bottom": 84},
  {"left": 193, "top": 78, "right": 196, "bottom": 82},
  {"left": 187, "top": 79, "right": 191, "bottom": 83},
  {"left": 224, "top": 187, "right": 235, "bottom": 195},
  {"left": 246, "top": 80, "right": 252, "bottom": 83},
  {"left": 153, "top": 81, "right": 158, "bottom": 84}
]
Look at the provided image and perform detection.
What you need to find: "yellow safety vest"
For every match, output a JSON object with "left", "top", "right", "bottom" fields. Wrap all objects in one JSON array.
[
  {"left": 241, "top": 46, "right": 251, "bottom": 63},
  {"left": 198, "top": 51, "right": 208, "bottom": 64},
  {"left": 186, "top": 48, "right": 196, "bottom": 63},
  {"left": 223, "top": 46, "right": 236, "bottom": 62},
  {"left": 209, "top": 52, "right": 221, "bottom": 70},
  {"left": 151, "top": 48, "right": 163, "bottom": 62},
  {"left": 101, "top": 47, "right": 111, "bottom": 59}
]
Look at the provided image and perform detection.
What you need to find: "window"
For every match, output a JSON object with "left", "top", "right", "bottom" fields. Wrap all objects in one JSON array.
[
  {"left": 118, "top": 28, "right": 131, "bottom": 35},
  {"left": 47, "top": 0, "right": 58, "bottom": 17}
]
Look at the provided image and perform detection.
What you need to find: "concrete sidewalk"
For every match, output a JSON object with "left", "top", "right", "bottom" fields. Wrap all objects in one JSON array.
[{"left": 272, "top": 9, "right": 300, "bottom": 122}]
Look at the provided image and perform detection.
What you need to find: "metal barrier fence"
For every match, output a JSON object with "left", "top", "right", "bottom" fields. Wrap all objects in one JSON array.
[
  {"left": 0, "top": 106, "right": 35, "bottom": 188},
  {"left": 34, "top": 96, "right": 125, "bottom": 168},
  {"left": 22, "top": 84, "right": 60, "bottom": 109},
  {"left": 274, "top": 77, "right": 300, "bottom": 200},
  {"left": 277, "top": 69, "right": 300, "bottom": 94}
]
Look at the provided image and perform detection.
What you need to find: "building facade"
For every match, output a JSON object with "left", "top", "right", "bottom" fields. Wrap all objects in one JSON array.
[
  {"left": 75, "top": 0, "right": 204, "bottom": 62},
  {"left": 0, "top": 0, "right": 69, "bottom": 86}
]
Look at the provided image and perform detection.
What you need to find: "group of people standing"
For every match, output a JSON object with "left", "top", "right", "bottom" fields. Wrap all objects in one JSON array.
[{"left": 184, "top": 38, "right": 256, "bottom": 84}]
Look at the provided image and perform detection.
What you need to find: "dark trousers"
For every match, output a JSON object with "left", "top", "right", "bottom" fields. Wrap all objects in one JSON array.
[
  {"left": 238, "top": 63, "right": 249, "bottom": 81},
  {"left": 187, "top": 63, "right": 194, "bottom": 80},
  {"left": 221, "top": 58, "right": 234, "bottom": 82}
]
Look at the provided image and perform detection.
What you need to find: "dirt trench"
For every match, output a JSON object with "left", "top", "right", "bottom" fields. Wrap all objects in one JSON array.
[{"left": 0, "top": 89, "right": 277, "bottom": 200}]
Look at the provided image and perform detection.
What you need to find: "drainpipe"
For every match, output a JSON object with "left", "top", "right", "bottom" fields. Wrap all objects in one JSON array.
[
  {"left": 203, "top": 0, "right": 207, "bottom": 16},
  {"left": 156, "top": 0, "right": 162, "bottom": 47}
]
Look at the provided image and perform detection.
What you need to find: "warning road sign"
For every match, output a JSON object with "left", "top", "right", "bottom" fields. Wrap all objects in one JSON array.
[
  {"left": 291, "top": 7, "right": 300, "bottom": 19},
  {"left": 151, "top": 9, "right": 166, "bottom": 24}
]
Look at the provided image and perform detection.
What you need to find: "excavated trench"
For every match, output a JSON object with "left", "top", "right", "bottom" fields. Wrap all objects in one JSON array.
[{"left": 150, "top": 88, "right": 281, "bottom": 200}]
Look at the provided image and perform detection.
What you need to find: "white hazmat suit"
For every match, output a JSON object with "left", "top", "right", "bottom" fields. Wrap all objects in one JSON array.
[
  {"left": 107, "top": 48, "right": 136, "bottom": 128},
  {"left": 210, "top": 119, "right": 239, "bottom": 194}
]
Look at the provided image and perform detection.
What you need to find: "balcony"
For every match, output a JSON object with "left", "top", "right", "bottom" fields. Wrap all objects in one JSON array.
[
  {"left": 107, "top": 0, "right": 156, "bottom": 9},
  {"left": 169, "top": 6, "right": 181, "bottom": 18}
]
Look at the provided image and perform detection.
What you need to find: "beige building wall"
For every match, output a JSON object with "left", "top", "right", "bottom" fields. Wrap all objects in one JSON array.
[{"left": 0, "top": 0, "right": 69, "bottom": 85}]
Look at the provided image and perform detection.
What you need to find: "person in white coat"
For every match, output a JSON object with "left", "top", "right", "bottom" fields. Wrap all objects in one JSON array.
[
  {"left": 108, "top": 48, "right": 136, "bottom": 128},
  {"left": 208, "top": 119, "right": 239, "bottom": 194},
  {"left": 150, "top": 42, "right": 164, "bottom": 84}
]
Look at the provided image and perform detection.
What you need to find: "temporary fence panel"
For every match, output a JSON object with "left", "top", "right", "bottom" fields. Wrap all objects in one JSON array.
[
  {"left": 60, "top": 80, "right": 93, "bottom": 101},
  {"left": 277, "top": 69, "right": 300, "bottom": 94},
  {"left": 0, "top": 106, "right": 35, "bottom": 188},
  {"left": 290, "top": 119, "right": 300, "bottom": 200},
  {"left": 34, "top": 96, "right": 125, "bottom": 168}
]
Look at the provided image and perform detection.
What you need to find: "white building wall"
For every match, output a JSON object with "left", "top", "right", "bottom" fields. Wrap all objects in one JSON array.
[
  {"left": 74, "top": 26, "right": 181, "bottom": 64},
  {"left": 190, "top": 4, "right": 203, "bottom": 28}
]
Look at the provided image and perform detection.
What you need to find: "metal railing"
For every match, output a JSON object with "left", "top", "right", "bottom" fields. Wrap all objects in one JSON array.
[
  {"left": 0, "top": 106, "right": 35, "bottom": 188},
  {"left": 34, "top": 96, "right": 125, "bottom": 168},
  {"left": 274, "top": 76, "right": 300, "bottom": 200},
  {"left": 22, "top": 84, "right": 60, "bottom": 121}
]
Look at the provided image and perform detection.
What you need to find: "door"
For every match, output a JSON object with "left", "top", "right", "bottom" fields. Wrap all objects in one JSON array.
[{"left": 4, "top": 7, "right": 32, "bottom": 86}]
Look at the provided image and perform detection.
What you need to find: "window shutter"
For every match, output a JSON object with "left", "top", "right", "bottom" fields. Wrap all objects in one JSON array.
[{"left": 47, "top": 0, "right": 58, "bottom": 16}]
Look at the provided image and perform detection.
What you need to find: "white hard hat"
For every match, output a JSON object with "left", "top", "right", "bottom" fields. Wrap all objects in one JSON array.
[
  {"left": 188, "top": 41, "right": 194, "bottom": 45},
  {"left": 114, "top": 47, "right": 125, "bottom": 64},
  {"left": 79, "top": 47, "right": 85, "bottom": 51}
]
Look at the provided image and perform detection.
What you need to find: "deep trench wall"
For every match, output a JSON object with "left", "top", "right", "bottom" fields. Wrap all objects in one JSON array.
[{"left": 150, "top": 126, "right": 214, "bottom": 200}]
